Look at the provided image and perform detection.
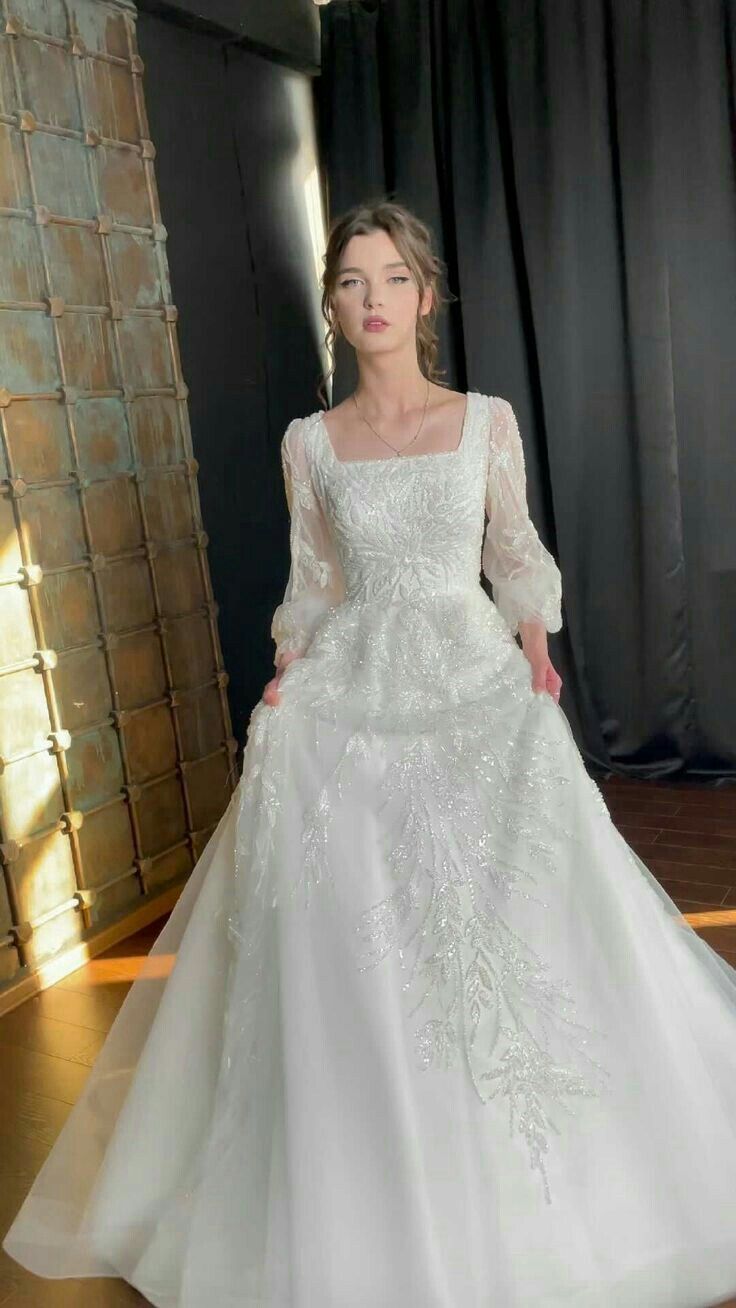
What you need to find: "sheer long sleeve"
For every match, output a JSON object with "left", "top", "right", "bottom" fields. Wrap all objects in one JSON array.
[
  {"left": 481, "top": 397, "right": 562, "bottom": 636},
  {"left": 271, "top": 417, "right": 346, "bottom": 668}
]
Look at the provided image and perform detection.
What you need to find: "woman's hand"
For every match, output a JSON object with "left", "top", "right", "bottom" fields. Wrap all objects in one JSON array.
[
  {"left": 526, "top": 653, "right": 562, "bottom": 703},
  {"left": 262, "top": 650, "right": 302, "bottom": 707},
  {"left": 518, "top": 619, "right": 562, "bottom": 704}
]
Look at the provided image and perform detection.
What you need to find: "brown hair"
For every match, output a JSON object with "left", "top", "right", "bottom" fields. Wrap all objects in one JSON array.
[{"left": 316, "top": 195, "right": 456, "bottom": 409}]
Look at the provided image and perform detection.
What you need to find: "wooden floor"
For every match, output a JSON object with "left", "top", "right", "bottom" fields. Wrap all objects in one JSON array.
[{"left": 1, "top": 773, "right": 735, "bottom": 1307}]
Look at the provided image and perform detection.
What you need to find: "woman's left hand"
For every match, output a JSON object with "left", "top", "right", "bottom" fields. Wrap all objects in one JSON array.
[
  {"left": 517, "top": 620, "right": 562, "bottom": 704},
  {"left": 527, "top": 653, "right": 562, "bottom": 703}
]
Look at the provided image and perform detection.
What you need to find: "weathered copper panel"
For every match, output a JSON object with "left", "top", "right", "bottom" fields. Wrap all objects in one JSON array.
[
  {"left": 177, "top": 688, "right": 226, "bottom": 760},
  {"left": 0, "top": 0, "right": 235, "bottom": 1000},
  {"left": 37, "top": 570, "right": 99, "bottom": 648},
  {"left": 100, "top": 556, "right": 155, "bottom": 629},
  {"left": 125, "top": 706, "right": 178, "bottom": 782},
  {"left": 66, "top": 725, "right": 125, "bottom": 807},
  {"left": 5, "top": 398, "right": 72, "bottom": 480},
  {"left": 0, "top": 754, "right": 64, "bottom": 840},
  {"left": 187, "top": 753, "right": 233, "bottom": 831},
  {"left": 137, "top": 776, "right": 186, "bottom": 855},
  {"left": 78, "top": 803, "right": 135, "bottom": 882}
]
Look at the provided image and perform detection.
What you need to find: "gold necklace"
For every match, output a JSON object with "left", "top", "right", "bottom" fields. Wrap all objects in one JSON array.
[{"left": 351, "top": 377, "right": 431, "bottom": 457}]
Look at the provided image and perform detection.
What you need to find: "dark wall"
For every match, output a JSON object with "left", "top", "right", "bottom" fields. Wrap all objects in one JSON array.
[{"left": 136, "top": 9, "right": 326, "bottom": 740}]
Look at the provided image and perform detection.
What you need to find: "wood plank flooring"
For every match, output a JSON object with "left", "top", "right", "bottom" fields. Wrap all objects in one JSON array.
[{"left": 0, "top": 774, "right": 735, "bottom": 1307}]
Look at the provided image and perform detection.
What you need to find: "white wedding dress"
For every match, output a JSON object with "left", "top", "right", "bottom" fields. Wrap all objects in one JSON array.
[{"left": 4, "top": 390, "right": 736, "bottom": 1308}]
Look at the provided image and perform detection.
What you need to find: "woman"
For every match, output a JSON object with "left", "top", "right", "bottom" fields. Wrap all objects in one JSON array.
[{"left": 4, "top": 200, "right": 736, "bottom": 1307}]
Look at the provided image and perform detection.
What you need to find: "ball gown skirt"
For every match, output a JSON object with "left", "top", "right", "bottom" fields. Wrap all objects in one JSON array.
[{"left": 3, "top": 391, "right": 736, "bottom": 1307}]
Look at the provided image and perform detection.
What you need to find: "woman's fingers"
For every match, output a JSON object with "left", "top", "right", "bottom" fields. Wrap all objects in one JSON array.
[{"left": 262, "top": 675, "right": 282, "bottom": 706}]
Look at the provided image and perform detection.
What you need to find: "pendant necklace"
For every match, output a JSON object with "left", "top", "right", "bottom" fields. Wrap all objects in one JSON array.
[{"left": 352, "top": 376, "right": 431, "bottom": 457}]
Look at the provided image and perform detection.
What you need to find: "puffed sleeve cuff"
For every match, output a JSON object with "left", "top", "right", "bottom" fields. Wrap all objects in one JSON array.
[
  {"left": 482, "top": 396, "right": 563, "bottom": 638},
  {"left": 271, "top": 582, "right": 340, "bottom": 667},
  {"left": 489, "top": 559, "right": 563, "bottom": 637}
]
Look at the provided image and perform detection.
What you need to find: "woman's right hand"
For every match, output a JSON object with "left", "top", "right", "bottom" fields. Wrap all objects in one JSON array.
[{"left": 262, "top": 650, "right": 302, "bottom": 707}]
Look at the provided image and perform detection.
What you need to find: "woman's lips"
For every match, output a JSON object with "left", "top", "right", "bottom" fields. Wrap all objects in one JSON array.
[{"left": 363, "top": 320, "right": 389, "bottom": 331}]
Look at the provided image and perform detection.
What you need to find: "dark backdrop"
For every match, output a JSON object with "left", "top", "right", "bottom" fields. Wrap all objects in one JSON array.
[
  {"left": 135, "top": 7, "right": 326, "bottom": 742},
  {"left": 317, "top": 0, "right": 736, "bottom": 781}
]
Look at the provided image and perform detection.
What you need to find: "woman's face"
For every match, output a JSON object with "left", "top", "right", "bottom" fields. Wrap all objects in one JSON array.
[{"left": 330, "top": 229, "right": 432, "bottom": 353}]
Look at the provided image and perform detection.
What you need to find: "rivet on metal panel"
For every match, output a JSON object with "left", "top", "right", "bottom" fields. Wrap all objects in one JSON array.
[
  {"left": 162, "top": 305, "right": 178, "bottom": 323},
  {"left": 195, "top": 530, "right": 209, "bottom": 550},
  {"left": 10, "top": 922, "right": 33, "bottom": 945},
  {"left": 33, "top": 205, "right": 51, "bottom": 227},
  {"left": 84, "top": 129, "right": 101, "bottom": 148},
  {"left": 0, "top": 840, "right": 21, "bottom": 865},
  {"left": 46, "top": 297, "right": 64, "bottom": 318},
  {"left": 99, "top": 632, "right": 119, "bottom": 650},
  {"left": 216, "top": 671, "right": 229, "bottom": 690},
  {"left": 72, "top": 470, "right": 90, "bottom": 490},
  {"left": 123, "top": 783, "right": 141, "bottom": 803},
  {"left": 60, "top": 385, "right": 78, "bottom": 404},
  {"left": 135, "top": 856, "right": 152, "bottom": 876},
  {"left": 114, "top": 710, "right": 131, "bottom": 729},
  {"left": 96, "top": 214, "right": 113, "bottom": 235},
  {"left": 18, "top": 564, "right": 43, "bottom": 588},
  {"left": 152, "top": 223, "right": 167, "bottom": 242},
  {"left": 74, "top": 888, "right": 97, "bottom": 909},
  {"left": 69, "top": 34, "right": 87, "bottom": 57},
  {"left": 60, "top": 810, "right": 84, "bottom": 833},
  {"left": 167, "top": 690, "right": 180, "bottom": 708},
  {"left": 182, "top": 457, "right": 199, "bottom": 476},
  {"left": 131, "top": 54, "right": 144, "bottom": 75},
  {"left": 177, "top": 760, "right": 191, "bottom": 776},
  {"left": 7, "top": 478, "right": 28, "bottom": 498},
  {"left": 87, "top": 553, "right": 107, "bottom": 572},
  {"left": 0, "top": 388, "right": 12, "bottom": 408},
  {"left": 17, "top": 110, "right": 37, "bottom": 132},
  {"left": 109, "top": 300, "right": 124, "bottom": 320},
  {"left": 48, "top": 729, "right": 72, "bottom": 754},
  {"left": 34, "top": 649, "right": 58, "bottom": 672},
  {"left": 139, "top": 139, "right": 156, "bottom": 159},
  {"left": 4, "top": 16, "right": 24, "bottom": 37}
]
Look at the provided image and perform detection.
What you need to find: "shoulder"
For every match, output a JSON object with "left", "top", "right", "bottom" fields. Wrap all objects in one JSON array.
[
  {"left": 279, "top": 412, "right": 326, "bottom": 484},
  {"left": 480, "top": 394, "right": 520, "bottom": 440},
  {"left": 475, "top": 392, "right": 512, "bottom": 417},
  {"left": 280, "top": 411, "right": 320, "bottom": 455}
]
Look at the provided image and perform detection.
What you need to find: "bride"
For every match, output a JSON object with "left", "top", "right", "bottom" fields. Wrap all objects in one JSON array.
[{"left": 4, "top": 199, "right": 736, "bottom": 1308}]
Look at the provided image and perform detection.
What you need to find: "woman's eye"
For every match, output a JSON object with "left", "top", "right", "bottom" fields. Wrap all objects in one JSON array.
[{"left": 338, "top": 276, "right": 409, "bottom": 287}]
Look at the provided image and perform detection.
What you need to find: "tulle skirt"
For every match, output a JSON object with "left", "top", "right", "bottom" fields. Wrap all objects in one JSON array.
[{"left": 4, "top": 587, "right": 736, "bottom": 1307}]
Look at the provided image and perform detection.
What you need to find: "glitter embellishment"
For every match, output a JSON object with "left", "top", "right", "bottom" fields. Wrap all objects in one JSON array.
[{"left": 223, "top": 391, "right": 614, "bottom": 1208}]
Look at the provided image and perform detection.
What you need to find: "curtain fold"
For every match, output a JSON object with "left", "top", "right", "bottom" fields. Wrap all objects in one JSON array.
[{"left": 316, "top": 0, "right": 736, "bottom": 779}]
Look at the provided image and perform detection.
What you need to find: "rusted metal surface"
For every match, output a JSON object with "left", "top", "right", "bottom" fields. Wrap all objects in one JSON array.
[{"left": 0, "top": 0, "right": 235, "bottom": 995}]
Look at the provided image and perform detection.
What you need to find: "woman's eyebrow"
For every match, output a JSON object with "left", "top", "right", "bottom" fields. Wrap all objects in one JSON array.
[{"left": 338, "top": 261, "right": 410, "bottom": 274}]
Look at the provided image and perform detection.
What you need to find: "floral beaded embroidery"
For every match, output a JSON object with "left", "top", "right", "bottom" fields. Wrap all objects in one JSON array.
[{"left": 227, "top": 391, "right": 613, "bottom": 1207}]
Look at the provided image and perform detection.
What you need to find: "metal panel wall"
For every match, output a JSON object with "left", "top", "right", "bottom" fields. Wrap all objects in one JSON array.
[{"left": 0, "top": 0, "right": 235, "bottom": 995}]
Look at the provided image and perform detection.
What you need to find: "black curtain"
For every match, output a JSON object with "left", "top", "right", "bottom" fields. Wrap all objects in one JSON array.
[{"left": 316, "top": 0, "right": 736, "bottom": 782}]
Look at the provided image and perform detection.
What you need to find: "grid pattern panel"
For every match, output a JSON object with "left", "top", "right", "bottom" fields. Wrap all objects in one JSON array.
[{"left": 0, "top": 0, "right": 236, "bottom": 992}]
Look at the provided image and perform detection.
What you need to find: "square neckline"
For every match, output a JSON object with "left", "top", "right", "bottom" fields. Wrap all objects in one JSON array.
[{"left": 317, "top": 390, "right": 474, "bottom": 468}]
